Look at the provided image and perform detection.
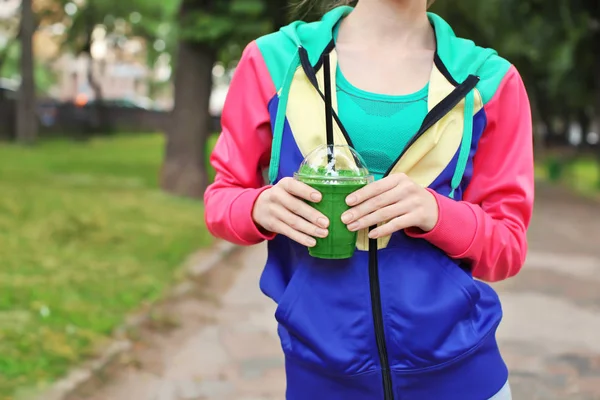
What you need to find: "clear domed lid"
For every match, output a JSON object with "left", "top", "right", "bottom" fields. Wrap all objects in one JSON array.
[{"left": 294, "top": 144, "right": 372, "bottom": 183}]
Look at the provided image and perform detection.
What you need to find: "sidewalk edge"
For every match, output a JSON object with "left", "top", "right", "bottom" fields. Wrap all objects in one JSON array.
[{"left": 34, "top": 241, "right": 238, "bottom": 400}]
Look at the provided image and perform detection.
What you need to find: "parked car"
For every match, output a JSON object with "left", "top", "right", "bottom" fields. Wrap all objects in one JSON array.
[{"left": 0, "top": 79, "right": 18, "bottom": 101}]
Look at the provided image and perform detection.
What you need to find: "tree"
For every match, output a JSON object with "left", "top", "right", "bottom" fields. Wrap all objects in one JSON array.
[
  {"left": 16, "top": 0, "right": 38, "bottom": 144},
  {"left": 159, "top": 8, "right": 214, "bottom": 198},
  {"left": 161, "top": 0, "right": 275, "bottom": 198}
]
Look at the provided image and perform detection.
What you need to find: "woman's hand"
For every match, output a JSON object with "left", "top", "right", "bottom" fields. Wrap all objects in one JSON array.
[
  {"left": 341, "top": 174, "right": 439, "bottom": 239},
  {"left": 252, "top": 178, "right": 330, "bottom": 247}
]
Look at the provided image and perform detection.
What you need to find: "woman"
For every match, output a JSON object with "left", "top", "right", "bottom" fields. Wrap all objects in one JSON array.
[{"left": 204, "top": 0, "right": 533, "bottom": 398}]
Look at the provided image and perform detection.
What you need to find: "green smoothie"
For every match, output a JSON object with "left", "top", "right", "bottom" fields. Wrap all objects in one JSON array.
[{"left": 296, "top": 166, "right": 371, "bottom": 259}]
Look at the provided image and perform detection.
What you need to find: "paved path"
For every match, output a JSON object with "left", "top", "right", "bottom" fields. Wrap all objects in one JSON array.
[
  {"left": 68, "top": 184, "right": 600, "bottom": 400},
  {"left": 495, "top": 185, "right": 600, "bottom": 399}
]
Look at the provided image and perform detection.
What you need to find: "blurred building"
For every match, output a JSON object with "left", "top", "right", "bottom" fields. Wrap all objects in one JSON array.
[
  {"left": 53, "top": 52, "right": 148, "bottom": 104},
  {"left": 36, "top": 24, "right": 153, "bottom": 107},
  {"left": 0, "top": 0, "right": 20, "bottom": 18},
  {"left": 25, "top": 10, "right": 165, "bottom": 109},
  {"left": 0, "top": 0, "right": 19, "bottom": 49}
]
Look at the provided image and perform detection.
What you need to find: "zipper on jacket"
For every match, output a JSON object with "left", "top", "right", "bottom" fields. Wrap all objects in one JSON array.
[
  {"left": 372, "top": 76, "right": 479, "bottom": 399},
  {"left": 383, "top": 74, "right": 480, "bottom": 177},
  {"left": 369, "top": 233, "right": 395, "bottom": 400},
  {"left": 298, "top": 45, "right": 356, "bottom": 148},
  {"left": 303, "top": 44, "right": 479, "bottom": 400},
  {"left": 302, "top": 48, "right": 394, "bottom": 398}
]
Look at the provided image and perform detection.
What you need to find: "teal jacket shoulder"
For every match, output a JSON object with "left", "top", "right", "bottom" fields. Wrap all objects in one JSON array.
[
  {"left": 429, "top": 12, "right": 512, "bottom": 104},
  {"left": 255, "top": 27, "right": 300, "bottom": 91},
  {"left": 256, "top": 8, "right": 512, "bottom": 104},
  {"left": 255, "top": 6, "right": 352, "bottom": 90}
]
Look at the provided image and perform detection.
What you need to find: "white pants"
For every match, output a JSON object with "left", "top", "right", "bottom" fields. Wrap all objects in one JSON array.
[{"left": 488, "top": 382, "right": 512, "bottom": 400}]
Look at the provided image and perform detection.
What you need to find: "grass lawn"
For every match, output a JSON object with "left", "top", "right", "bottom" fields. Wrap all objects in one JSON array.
[
  {"left": 536, "top": 156, "right": 600, "bottom": 196},
  {"left": 0, "top": 134, "right": 212, "bottom": 398}
]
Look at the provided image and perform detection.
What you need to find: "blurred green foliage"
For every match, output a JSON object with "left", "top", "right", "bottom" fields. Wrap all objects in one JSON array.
[
  {"left": 432, "top": 0, "right": 599, "bottom": 134},
  {"left": 45, "top": 0, "right": 179, "bottom": 66},
  {"left": 206, "top": 133, "right": 220, "bottom": 183},
  {"left": 537, "top": 156, "right": 600, "bottom": 195},
  {"left": 0, "top": 43, "right": 57, "bottom": 95}
]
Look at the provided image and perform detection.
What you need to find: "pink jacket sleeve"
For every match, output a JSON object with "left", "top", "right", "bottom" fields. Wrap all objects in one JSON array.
[
  {"left": 406, "top": 66, "right": 534, "bottom": 282},
  {"left": 203, "top": 41, "right": 276, "bottom": 245}
]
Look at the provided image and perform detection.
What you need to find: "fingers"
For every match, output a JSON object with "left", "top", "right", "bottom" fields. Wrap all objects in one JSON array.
[
  {"left": 271, "top": 219, "right": 318, "bottom": 247},
  {"left": 272, "top": 205, "right": 328, "bottom": 239},
  {"left": 345, "top": 174, "right": 405, "bottom": 206},
  {"left": 342, "top": 188, "right": 400, "bottom": 225},
  {"left": 260, "top": 178, "right": 331, "bottom": 248},
  {"left": 271, "top": 186, "right": 329, "bottom": 229},
  {"left": 280, "top": 177, "right": 322, "bottom": 203},
  {"left": 342, "top": 177, "right": 415, "bottom": 224},
  {"left": 369, "top": 213, "right": 421, "bottom": 239},
  {"left": 346, "top": 202, "right": 411, "bottom": 232}
]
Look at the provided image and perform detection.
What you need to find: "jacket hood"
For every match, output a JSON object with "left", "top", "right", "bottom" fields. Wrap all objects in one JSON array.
[
  {"left": 277, "top": 6, "right": 497, "bottom": 81},
  {"left": 279, "top": 6, "right": 351, "bottom": 66},
  {"left": 258, "top": 6, "right": 510, "bottom": 186}
]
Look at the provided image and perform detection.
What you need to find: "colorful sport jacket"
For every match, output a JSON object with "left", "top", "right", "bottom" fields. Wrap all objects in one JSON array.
[{"left": 205, "top": 6, "right": 534, "bottom": 400}]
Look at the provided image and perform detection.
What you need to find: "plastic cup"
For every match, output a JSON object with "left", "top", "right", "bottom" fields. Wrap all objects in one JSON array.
[{"left": 294, "top": 145, "right": 373, "bottom": 259}]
